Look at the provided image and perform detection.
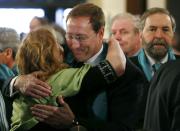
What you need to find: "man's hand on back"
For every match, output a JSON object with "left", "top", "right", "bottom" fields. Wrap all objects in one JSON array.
[
  {"left": 31, "top": 96, "right": 75, "bottom": 129},
  {"left": 14, "top": 74, "right": 51, "bottom": 98}
]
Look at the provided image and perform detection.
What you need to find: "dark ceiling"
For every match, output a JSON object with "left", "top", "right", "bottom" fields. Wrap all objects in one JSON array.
[{"left": 0, "top": 0, "right": 85, "bottom": 8}]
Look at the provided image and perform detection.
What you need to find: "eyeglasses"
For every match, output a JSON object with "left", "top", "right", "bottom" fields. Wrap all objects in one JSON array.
[{"left": 65, "top": 34, "right": 96, "bottom": 43}]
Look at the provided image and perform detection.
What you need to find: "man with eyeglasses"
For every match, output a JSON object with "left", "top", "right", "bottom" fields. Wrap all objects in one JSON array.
[
  {"left": 30, "top": 3, "right": 144, "bottom": 131},
  {"left": 2, "top": 3, "right": 145, "bottom": 131},
  {"left": 0, "top": 27, "right": 20, "bottom": 131}
]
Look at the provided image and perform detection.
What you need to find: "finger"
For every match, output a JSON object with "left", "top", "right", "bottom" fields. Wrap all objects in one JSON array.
[
  {"left": 31, "top": 106, "right": 61, "bottom": 123},
  {"left": 34, "top": 114, "right": 59, "bottom": 123},
  {"left": 57, "top": 96, "right": 71, "bottom": 111},
  {"left": 31, "top": 106, "right": 54, "bottom": 118},
  {"left": 28, "top": 86, "right": 51, "bottom": 98},
  {"left": 25, "top": 80, "right": 52, "bottom": 96},
  {"left": 26, "top": 88, "right": 49, "bottom": 98},
  {"left": 34, "top": 116, "right": 45, "bottom": 122},
  {"left": 57, "top": 95, "right": 65, "bottom": 105},
  {"left": 32, "top": 111, "right": 48, "bottom": 121},
  {"left": 31, "top": 105, "right": 66, "bottom": 121},
  {"left": 32, "top": 80, "right": 52, "bottom": 94},
  {"left": 57, "top": 96, "right": 75, "bottom": 119},
  {"left": 32, "top": 104, "right": 58, "bottom": 112},
  {"left": 28, "top": 93, "right": 42, "bottom": 99},
  {"left": 34, "top": 79, "right": 51, "bottom": 90}
]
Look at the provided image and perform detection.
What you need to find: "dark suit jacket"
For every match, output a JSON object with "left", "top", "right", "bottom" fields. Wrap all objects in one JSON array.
[
  {"left": 144, "top": 60, "right": 180, "bottom": 131},
  {"left": 2, "top": 43, "right": 145, "bottom": 131},
  {"left": 63, "top": 43, "right": 146, "bottom": 131},
  {"left": 130, "top": 54, "right": 177, "bottom": 129},
  {"left": 130, "top": 56, "right": 150, "bottom": 129}
]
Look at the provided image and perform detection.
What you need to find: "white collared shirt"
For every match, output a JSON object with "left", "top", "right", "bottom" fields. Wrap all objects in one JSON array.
[
  {"left": 85, "top": 45, "right": 104, "bottom": 65},
  {"left": 145, "top": 51, "right": 168, "bottom": 75},
  {"left": 146, "top": 53, "right": 168, "bottom": 66}
]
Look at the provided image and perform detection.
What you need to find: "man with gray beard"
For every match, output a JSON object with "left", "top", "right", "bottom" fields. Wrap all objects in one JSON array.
[
  {"left": 131, "top": 7, "right": 176, "bottom": 81},
  {"left": 130, "top": 7, "right": 176, "bottom": 129}
]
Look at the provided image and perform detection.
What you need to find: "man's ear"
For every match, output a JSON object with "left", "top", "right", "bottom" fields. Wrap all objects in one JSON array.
[
  {"left": 139, "top": 32, "right": 143, "bottom": 39},
  {"left": 4, "top": 48, "right": 13, "bottom": 58},
  {"left": 98, "top": 27, "right": 105, "bottom": 39}
]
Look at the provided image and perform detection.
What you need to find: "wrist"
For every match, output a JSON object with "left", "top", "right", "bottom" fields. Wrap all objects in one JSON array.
[
  {"left": 11, "top": 76, "right": 20, "bottom": 91},
  {"left": 13, "top": 75, "right": 21, "bottom": 89},
  {"left": 97, "top": 60, "right": 118, "bottom": 84},
  {"left": 71, "top": 117, "right": 79, "bottom": 127},
  {"left": 70, "top": 118, "right": 87, "bottom": 131}
]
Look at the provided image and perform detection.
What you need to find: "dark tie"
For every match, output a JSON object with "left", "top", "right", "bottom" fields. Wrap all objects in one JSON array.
[{"left": 152, "top": 63, "right": 161, "bottom": 72}]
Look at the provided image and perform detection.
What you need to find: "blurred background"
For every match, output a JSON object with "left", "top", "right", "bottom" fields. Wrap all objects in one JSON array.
[{"left": 0, "top": 0, "right": 179, "bottom": 38}]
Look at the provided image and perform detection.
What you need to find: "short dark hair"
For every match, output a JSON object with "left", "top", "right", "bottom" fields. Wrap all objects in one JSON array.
[
  {"left": 140, "top": 7, "right": 176, "bottom": 32},
  {"left": 66, "top": 3, "right": 105, "bottom": 33}
]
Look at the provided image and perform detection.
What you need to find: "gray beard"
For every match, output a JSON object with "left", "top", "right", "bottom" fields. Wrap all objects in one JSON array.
[{"left": 142, "top": 38, "right": 169, "bottom": 61}]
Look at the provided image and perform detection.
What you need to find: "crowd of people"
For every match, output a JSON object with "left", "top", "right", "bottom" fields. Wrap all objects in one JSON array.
[{"left": 0, "top": 2, "right": 180, "bottom": 131}]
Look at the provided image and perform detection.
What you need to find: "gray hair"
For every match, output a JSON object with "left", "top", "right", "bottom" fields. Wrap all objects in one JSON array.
[
  {"left": 111, "top": 13, "right": 140, "bottom": 33},
  {"left": 0, "top": 27, "right": 20, "bottom": 59}
]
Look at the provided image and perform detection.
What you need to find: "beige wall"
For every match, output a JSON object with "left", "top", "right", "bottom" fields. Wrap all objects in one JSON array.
[{"left": 147, "top": 0, "right": 166, "bottom": 8}]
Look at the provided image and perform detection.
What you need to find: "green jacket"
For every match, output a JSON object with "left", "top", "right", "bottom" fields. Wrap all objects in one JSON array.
[{"left": 10, "top": 64, "right": 91, "bottom": 131}]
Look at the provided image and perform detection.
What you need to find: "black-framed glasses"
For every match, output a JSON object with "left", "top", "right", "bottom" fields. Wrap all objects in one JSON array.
[{"left": 65, "top": 33, "right": 96, "bottom": 43}]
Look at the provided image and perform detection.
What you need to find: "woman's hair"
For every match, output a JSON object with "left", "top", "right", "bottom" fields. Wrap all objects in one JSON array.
[{"left": 16, "top": 27, "right": 68, "bottom": 81}]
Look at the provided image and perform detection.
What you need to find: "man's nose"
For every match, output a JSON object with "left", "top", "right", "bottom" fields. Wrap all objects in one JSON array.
[
  {"left": 154, "top": 29, "right": 163, "bottom": 38},
  {"left": 114, "top": 32, "right": 122, "bottom": 41},
  {"left": 71, "top": 40, "right": 81, "bottom": 48}
]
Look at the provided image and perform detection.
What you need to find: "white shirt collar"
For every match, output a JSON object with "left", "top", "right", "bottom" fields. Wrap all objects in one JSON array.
[
  {"left": 85, "top": 45, "right": 103, "bottom": 65},
  {"left": 145, "top": 51, "right": 168, "bottom": 66}
]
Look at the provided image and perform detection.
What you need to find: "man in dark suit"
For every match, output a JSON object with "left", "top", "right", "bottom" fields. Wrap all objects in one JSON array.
[
  {"left": 2, "top": 3, "right": 145, "bottom": 131},
  {"left": 129, "top": 7, "right": 176, "bottom": 129},
  {"left": 144, "top": 60, "right": 180, "bottom": 131},
  {"left": 30, "top": 3, "right": 144, "bottom": 131}
]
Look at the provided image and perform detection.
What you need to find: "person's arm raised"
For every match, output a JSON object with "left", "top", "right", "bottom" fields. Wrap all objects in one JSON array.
[{"left": 105, "top": 36, "right": 126, "bottom": 76}]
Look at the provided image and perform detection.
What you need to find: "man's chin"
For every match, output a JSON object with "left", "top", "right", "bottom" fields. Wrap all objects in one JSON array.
[{"left": 75, "top": 56, "right": 86, "bottom": 62}]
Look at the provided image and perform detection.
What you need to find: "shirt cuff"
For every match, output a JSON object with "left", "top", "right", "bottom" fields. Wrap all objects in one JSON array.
[{"left": 10, "top": 76, "right": 19, "bottom": 97}]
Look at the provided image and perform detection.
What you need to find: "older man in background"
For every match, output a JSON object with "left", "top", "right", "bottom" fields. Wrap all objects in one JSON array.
[
  {"left": 0, "top": 27, "right": 20, "bottom": 131},
  {"left": 111, "top": 13, "right": 142, "bottom": 57}
]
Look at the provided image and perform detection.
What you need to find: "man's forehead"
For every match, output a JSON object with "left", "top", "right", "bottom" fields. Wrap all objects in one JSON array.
[
  {"left": 145, "top": 14, "right": 172, "bottom": 26},
  {"left": 146, "top": 13, "right": 171, "bottom": 22},
  {"left": 67, "top": 16, "right": 91, "bottom": 23}
]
